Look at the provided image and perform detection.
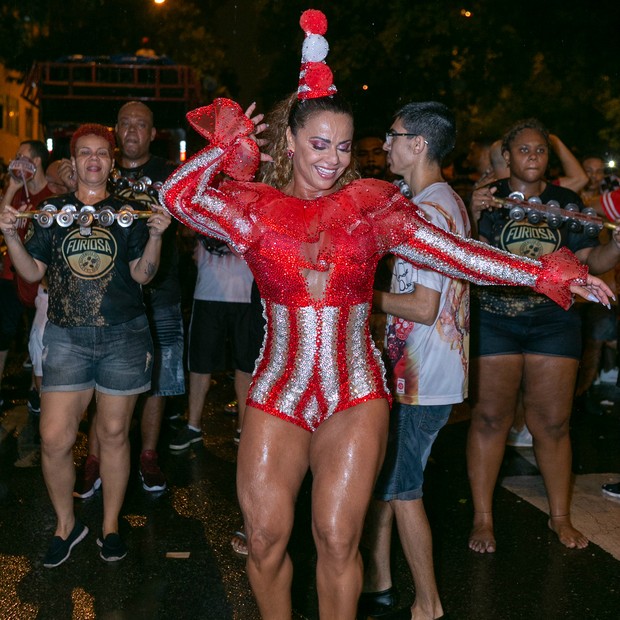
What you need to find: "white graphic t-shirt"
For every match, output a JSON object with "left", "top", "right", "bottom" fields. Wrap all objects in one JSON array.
[{"left": 385, "top": 182, "right": 470, "bottom": 405}]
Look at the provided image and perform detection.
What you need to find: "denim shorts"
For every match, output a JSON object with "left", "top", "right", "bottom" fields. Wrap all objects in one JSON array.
[
  {"left": 470, "top": 304, "right": 582, "bottom": 359},
  {"left": 374, "top": 402, "right": 452, "bottom": 501},
  {"left": 146, "top": 302, "right": 186, "bottom": 397},
  {"left": 41, "top": 315, "right": 153, "bottom": 395}
]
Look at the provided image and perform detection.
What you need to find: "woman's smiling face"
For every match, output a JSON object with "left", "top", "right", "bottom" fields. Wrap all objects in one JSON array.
[
  {"left": 287, "top": 110, "right": 353, "bottom": 198},
  {"left": 72, "top": 134, "right": 113, "bottom": 187}
]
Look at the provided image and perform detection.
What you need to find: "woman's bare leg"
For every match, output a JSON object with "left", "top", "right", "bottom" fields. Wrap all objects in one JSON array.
[
  {"left": 522, "top": 354, "right": 588, "bottom": 549},
  {"left": 237, "top": 407, "right": 311, "bottom": 619},
  {"left": 310, "top": 399, "right": 389, "bottom": 620},
  {"left": 467, "top": 354, "right": 522, "bottom": 553},
  {"left": 40, "top": 389, "right": 94, "bottom": 537},
  {"left": 95, "top": 392, "right": 139, "bottom": 536}
]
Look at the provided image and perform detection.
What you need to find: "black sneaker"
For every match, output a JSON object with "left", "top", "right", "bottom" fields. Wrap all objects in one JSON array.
[
  {"left": 43, "top": 521, "right": 89, "bottom": 568},
  {"left": 602, "top": 482, "right": 620, "bottom": 498},
  {"left": 169, "top": 426, "right": 202, "bottom": 450},
  {"left": 97, "top": 532, "right": 127, "bottom": 562},
  {"left": 358, "top": 587, "right": 399, "bottom": 618}
]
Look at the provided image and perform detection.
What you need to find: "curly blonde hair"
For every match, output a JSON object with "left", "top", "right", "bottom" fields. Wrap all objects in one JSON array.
[{"left": 259, "top": 93, "right": 360, "bottom": 190}]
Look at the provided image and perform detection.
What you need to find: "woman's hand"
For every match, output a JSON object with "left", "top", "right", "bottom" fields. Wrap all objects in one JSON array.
[
  {"left": 146, "top": 205, "right": 172, "bottom": 238},
  {"left": 0, "top": 205, "right": 19, "bottom": 239},
  {"left": 244, "top": 102, "right": 273, "bottom": 163},
  {"left": 470, "top": 185, "right": 498, "bottom": 222},
  {"left": 570, "top": 274, "right": 615, "bottom": 308}
]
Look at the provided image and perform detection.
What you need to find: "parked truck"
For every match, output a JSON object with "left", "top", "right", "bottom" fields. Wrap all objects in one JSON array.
[{"left": 21, "top": 54, "right": 202, "bottom": 162}]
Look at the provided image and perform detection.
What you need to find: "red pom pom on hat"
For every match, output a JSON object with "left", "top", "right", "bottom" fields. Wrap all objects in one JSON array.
[
  {"left": 300, "top": 9, "right": 328, "bottom": 35},
  {"left": 303, "top": 63, "right": 333, "bottom": 90}
]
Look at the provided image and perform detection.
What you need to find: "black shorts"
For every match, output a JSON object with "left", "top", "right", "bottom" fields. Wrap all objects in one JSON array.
[
  {"left": 470, "top": 303, "right": 582, "bottom": 359},
  {"left": 187, "top": 299, "right": 264, "bottom": 374}
]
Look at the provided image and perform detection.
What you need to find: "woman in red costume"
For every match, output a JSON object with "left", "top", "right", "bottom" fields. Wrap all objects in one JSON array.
[{"left": 161, "top": 11, "right": 612, "bottom": 619}]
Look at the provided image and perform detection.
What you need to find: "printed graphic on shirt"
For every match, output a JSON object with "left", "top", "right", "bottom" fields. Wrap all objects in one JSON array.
[
  {"left": 62, "top": 227, "right": 118, "bottom": 280},
  {"left": 499, "top": 220, "right": 562, "bottom": 258},
  {"left": 385, "top": 192, "right": 470, "bottom": 405}
]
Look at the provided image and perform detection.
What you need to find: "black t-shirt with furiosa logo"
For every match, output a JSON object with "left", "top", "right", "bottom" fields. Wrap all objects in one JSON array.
[
  {"left": 26, "top": 193, "right": 149, "bottom": 327},
  {"left": 475, "top": 178, "right": 598, "bottom": 316}
]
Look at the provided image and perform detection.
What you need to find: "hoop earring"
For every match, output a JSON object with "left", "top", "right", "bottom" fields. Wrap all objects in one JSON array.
[{"left": 287, "top": 149, "right": 294, "bottom": 160}]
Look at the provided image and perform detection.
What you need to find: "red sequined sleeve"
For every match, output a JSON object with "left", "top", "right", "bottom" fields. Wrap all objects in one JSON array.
[
  {"left": 374, "top": 189, "right": 587, "bottom": 310},
  {"left": 160, "top": 99, "right": 260, "bottom": 253}
]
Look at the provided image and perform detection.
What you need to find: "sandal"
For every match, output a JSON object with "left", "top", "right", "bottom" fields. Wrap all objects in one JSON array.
[{"left": 231, "top": 530, "right": 248, "bottom": 558}]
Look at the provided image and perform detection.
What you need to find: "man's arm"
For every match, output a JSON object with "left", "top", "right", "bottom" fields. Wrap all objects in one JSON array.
[
  {"left": 373, "top": 283, "right": 441, "bottom": 326},
  {"left": 577, "top": 234, "right": 620, "bottom": 276}
]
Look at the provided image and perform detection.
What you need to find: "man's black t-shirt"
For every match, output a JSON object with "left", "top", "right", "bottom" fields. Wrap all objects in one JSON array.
[{"left": 114, "top": 156, "right": 180, "bottom": 308}]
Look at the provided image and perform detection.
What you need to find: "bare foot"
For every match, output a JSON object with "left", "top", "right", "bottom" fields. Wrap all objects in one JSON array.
[
  {"left": 411, "top": 600, "right": 445, "bottom": 620},
  {"left": 547, "top": 515, "right": 588, "bottom": 549},
  {"left": 231, "top": 530, "right": 248, "bottom": 558},
  {"left": 468, "top": 512, "right": 496, "bottom": 553}
]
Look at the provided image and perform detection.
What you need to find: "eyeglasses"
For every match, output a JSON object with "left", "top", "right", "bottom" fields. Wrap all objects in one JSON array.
[{"left": 385, "top": 130, "right": 429, "bottom": 145}]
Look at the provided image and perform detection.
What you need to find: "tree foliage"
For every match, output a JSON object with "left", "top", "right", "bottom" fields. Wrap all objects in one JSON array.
[
  {"left": 2, "top": 0, "right": 619, "bottom": 156},
  {"left": 253, "top": 0, "right": 620, "bottom": 157}
]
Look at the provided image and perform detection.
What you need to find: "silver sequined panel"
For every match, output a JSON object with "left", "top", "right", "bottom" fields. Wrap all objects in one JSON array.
[{"left": 249, "top": 301, "right": 387, "bottom": 430}]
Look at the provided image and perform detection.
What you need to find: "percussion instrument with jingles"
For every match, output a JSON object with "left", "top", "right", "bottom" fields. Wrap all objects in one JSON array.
[
  {"left": 14, "top": 203, "right": 153, "bottom": 237},
  {"left": 110, "top": 173, "right": 163, "bottom": 199},
  {"left": 492, "top": 191, "right": 617, "bottom": 237}
]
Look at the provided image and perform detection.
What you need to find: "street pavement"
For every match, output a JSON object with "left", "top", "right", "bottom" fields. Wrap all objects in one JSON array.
[{"left": 1, "top": 356, "right": 620, "bottom": 619}]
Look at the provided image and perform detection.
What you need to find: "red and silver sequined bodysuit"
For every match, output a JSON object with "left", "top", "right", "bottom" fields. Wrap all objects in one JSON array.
[{"left": 162, "top": 99, "right": 587, "bottom": 432}]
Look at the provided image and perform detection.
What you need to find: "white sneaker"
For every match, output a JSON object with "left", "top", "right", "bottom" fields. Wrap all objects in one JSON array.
[
  {"left": 507, "top": 425, "right": 533, "bottom": 447},
  {"left": 598, "top": 368, "right": 618, "bottom": 384}
]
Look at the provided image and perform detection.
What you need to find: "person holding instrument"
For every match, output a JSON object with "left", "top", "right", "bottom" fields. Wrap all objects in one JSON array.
[
  {"left": 0, "top": 123, "right": 171, "bottom": 567},
  {"left": 161, "top": 12, "right": 611, "bottom": 618},
  {"left": 467, "top": 118, "right": 620, "bottom": 555}
]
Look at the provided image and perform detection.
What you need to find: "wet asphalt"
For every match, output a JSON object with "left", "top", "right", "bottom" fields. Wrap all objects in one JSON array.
[{"left": 1, "top": 352, "right": 620, "bottom": 619}]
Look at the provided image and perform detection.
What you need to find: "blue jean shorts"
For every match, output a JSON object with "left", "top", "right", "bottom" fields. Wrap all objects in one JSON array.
[
  {"left": 146, "top": 302, "right": 186, "bottom": 397},
  {"left": 374, "top": 402, "right": 452, "bottom": 501},
  {"left": 41, "top": 315, "right": 153, "bottom": 395}
]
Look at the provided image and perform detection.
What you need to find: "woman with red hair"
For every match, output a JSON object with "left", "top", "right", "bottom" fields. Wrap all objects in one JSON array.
[{"left": 0, "top": 123, "right": 171, "bottom": 567}]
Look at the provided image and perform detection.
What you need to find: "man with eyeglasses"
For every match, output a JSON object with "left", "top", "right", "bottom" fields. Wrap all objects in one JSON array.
[{"left": 360, "top": 102, "right": 470, "bottom": 620}]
